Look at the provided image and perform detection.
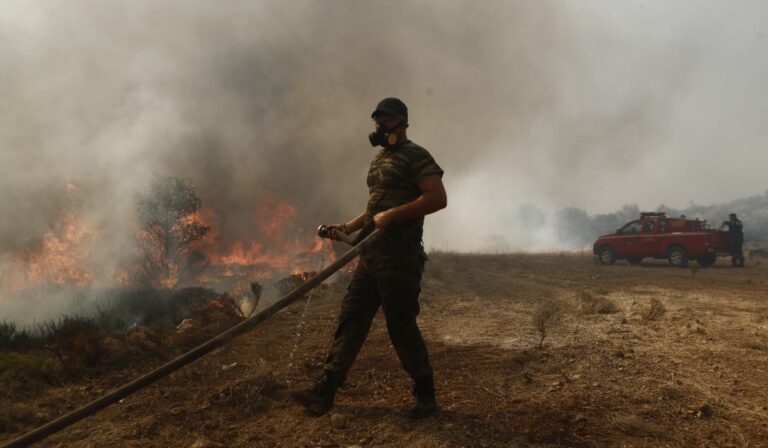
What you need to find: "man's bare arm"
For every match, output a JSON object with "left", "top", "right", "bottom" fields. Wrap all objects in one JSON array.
[
  {"left": 344, "top": 212, "right": 367, "bottom": 233},
  {"left": 373, "top": 175, "right": 447, "bottom": 228}
]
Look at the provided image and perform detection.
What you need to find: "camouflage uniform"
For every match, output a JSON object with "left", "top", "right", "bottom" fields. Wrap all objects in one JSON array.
[{"left": 324, "top": 141, "right": 444, "bottom": 383}]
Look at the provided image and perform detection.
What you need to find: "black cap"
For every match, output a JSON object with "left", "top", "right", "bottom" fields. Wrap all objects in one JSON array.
[
  {"left": 371, "top": 97, "right": 408, "bottom": 121},
  {"left": 730, "top": 213, "right": 737, "bottom": 218}
]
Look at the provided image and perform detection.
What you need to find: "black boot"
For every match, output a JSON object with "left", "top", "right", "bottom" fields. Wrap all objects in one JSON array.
[
  {"left": 290, "top": 372, "right": 337, "bottom": 416},
  {"left": 409, "top": 374, "right": 438, "bottom": 419}
]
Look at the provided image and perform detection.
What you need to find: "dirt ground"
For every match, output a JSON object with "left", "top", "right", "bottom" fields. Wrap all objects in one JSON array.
[{"left": 3, "top": 252, "right": 768, "bottom": 447}]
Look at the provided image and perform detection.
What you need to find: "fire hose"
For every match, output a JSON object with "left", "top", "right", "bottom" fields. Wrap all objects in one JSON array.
[{"left": 1, "top": 227, "right": 383, "bottom": 448}]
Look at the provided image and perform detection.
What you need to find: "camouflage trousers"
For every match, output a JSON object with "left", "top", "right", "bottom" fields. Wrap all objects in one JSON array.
[{"left": 324, "top": 240, "right": 433, "bottom": 383}]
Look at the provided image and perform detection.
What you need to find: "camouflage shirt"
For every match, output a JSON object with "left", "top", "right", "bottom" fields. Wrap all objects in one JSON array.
[{"left": 366, "top": 141, "right": 444, "bottom": 244}]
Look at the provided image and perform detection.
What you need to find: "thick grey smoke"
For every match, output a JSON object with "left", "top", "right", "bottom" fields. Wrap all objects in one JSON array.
[
  {"left": 0, "top": 0, "right": 562, "bottom": 262},
  {"left": 1, "top": 0, "right": 766, "bottom": 261}
]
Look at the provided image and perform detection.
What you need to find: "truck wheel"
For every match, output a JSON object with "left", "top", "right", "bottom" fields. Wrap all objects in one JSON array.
[
  {"left": 668, "top": 246, "right": 688, "bottom": 268},
  {"left": 598, "top": 247, "right": 616, "bottom": 265},
  {"left": 697, "top": 253, "right": 716, "bottom": 267},
  {"left": 628, "top": 257, "right": 643, "bottom": 266}
]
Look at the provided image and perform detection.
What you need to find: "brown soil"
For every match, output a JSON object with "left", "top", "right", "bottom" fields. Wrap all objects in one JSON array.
[{"left": 3, "top": 253, "right": 768, "bottom": 447}]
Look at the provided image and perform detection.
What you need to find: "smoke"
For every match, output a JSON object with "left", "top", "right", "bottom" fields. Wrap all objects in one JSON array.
[{"left": 1, "top": 0, "right": 766, "bottom": 260}]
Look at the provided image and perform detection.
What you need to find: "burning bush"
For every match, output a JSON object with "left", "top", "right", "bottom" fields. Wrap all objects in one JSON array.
[{"left": 131, "top": 176, "right": 211, "bottom": 288}]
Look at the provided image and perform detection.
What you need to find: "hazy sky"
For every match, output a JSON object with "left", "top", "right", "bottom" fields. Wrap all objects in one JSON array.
[{"left": 1, "top": 0, "right": 766, "bottom": 253}]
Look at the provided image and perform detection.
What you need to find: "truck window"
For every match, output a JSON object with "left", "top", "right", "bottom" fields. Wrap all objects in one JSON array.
[
  {"left": 643, "top": 220, "right": 655, "bottom": 233},
  {"left": 621, "top": 221, "right": 643, "bottom": 234},
  {"left": 659, "top": 219, "right": 668, "bottom": 232}
]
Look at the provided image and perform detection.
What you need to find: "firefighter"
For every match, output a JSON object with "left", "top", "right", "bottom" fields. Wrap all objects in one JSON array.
[
  {"left": 291, "top": 98, "right": 447, "bottom": 419},
  {"left": 721, "top": 213, "right": 745, "bottom": 267}
]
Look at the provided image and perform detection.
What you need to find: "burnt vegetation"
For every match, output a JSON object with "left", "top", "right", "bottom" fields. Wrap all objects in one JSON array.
[{"left": 0, "top": 286, "right": 225, "bottom": 396}]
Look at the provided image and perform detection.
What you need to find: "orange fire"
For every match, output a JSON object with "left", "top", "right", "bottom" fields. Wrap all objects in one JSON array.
[
  {"left": 200, "top": 192, "right": 332, "bottom": 277},
  {"left": 26, "top": 210, "right": 95, "bottom": 286},
  {"left": 1, "top": 186, "right": 336, "bottom": 297},
  {"left": 0, "top": 204, "right": 97, "bottom": 300}
]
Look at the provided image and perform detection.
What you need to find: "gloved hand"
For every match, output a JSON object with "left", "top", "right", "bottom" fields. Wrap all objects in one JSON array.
[{"left": 320, "top": 223, "right": 347, "bottom": 241}]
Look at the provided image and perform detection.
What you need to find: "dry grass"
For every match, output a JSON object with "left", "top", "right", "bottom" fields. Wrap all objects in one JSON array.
[
  {"left": 748, "top": 248, "right": 768, "bottom": 258},
  {"left": 0, "top": 402, "right": 40, "bottom": 433},
  {"left": 613, "top": 414, "right": 668, "bottom": 439},
  {"left": 208, "top": 359, "right": 283, "bottom": 413},
  {"left": 4, "top": 252, "right": 768, "bottom": 448}
]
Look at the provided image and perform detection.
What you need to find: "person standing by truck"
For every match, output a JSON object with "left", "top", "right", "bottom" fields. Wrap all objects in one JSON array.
[{"left": 721, "top": 213, "right": 745, "bottom": 267}]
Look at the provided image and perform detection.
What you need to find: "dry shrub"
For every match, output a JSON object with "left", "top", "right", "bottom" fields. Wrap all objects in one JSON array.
[
  {"left": 533, "top": 300, "right": 564, "bottom": 349},
  {"left": 40, "top": 315, "right": 107, "bottom": 369},
  {"left": 173, "top": 293, "right": 245, "bottom": 336},
  {"left": 0, "top": 321, "right": 16, "bottom": 350},
  {"left": 576, "top": 290, "right": 618, "bottom": 314},
  {"left": 660, "top": 385, "right": 686, "bottom": 401},
  {"left": 643, "top": 298, "right": 666, "bottom": 321},
  {"left": 207, "top": 293, "right": 248, "bottom": 319},
  {"left": 0, "top": 322, "right": 34, "bottom": 352},
  {"left": 67, "top": 329, "right": 107, "bottom": 368},
  {"left": 111, "top": 322, "right": 176, "bottom": 365},
  {"left": 690, "top": 262, "right": 700, "bottom": 277}
]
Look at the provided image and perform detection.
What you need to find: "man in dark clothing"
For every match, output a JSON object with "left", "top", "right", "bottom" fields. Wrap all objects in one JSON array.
[
  {"left": 721, "top": 213, "right": 745, "bottom": 267},
  {"left": 291, "top": 98, "right": 447, "bottom": 419}
]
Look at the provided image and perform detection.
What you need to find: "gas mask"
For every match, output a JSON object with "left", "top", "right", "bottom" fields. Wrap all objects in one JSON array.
[{"left": 368, "top": 121, "right": 403, "bottom": 148}]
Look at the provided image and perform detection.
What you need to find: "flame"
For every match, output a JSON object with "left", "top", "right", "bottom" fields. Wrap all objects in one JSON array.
[
  {"left": 0, "top": 185, "right": 337, "bottom": 298},
  {"left": 0, "top": 203, "right": 97, "bottom": 300},
  {"left": 200, "top": 192, "right": 332, "bottom": 280},
  {"left": 26, "top": 210, "right": 95, "bottom": 286}
]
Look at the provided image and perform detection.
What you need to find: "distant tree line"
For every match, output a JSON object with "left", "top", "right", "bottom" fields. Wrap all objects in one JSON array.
[{"left": 555, "top": 190, "right": 768, "bottom": 249}]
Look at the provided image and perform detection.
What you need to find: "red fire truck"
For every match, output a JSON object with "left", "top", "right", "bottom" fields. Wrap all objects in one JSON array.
[{"left": 592, "top": 212, "right": 730, "bottom": 267}]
